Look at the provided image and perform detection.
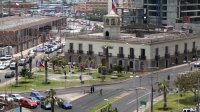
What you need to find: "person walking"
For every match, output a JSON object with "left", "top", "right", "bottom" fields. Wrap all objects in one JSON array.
[
  {"left": 100, "top": 89, "right": 103, "bottom": 96},
  {"left": 90, "top": 86, "right": 93, "bottom": 94},
  {"left": 92, "top": 85, "right": 95, "bottom": 93}
]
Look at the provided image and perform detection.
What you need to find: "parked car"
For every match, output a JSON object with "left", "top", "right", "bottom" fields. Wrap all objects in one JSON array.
[
  {"left": 18, "top": 58, "right": 27, "bottom": 66},
  {"left": 4, "top": 71, "right": 15, "bottom": 78},
  {"left": 10, "top": 62, "right": 16, "bottom": 70},
  {"left": 0, "top": 94, "right": 14, "bottom": 102},
  {"left": 40, "top": 99, "right": 51, "bottom": 110},
  {"left": 28, "top": 50, "right": 36, "bottom": 58},
  {"left": 28, "top": 97, "right": 40, "bottom": 104},
  {"left": 19, "top": 98, "right": 37, "bottom": 108},
  {"left": 30, "top": 91, "right": 44, "bottom": 100},
  {"left": 11, "top": 94, "right": 24, "bottom": 102},
  {"left": 182, "top": 108, "right": 195, "bottom": 112},
  {"left": 58, "top": 100, "right": 72, "bottom": 109},
  {"left": 33, "top": 46, "right": 47, "bottom": 52},
  {"left": 194, "top": 60, "right": 200, "bottom": 67},
  {"left": 0, "top": 55, "right": 12, "bottom": 61},
  {"left": 0, "top": 64, "right": 7, "bottom": 70}
]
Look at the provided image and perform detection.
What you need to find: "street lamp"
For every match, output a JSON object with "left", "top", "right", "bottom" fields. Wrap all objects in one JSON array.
[{"left": 135, "top": 87, "right": 146, "bottom": 112}]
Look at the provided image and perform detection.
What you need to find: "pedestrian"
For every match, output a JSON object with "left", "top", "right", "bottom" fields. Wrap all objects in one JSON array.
[
  {"left": 92, "top": 85, "right": 95, "bottom": 93},
  {"left": 90, "top": 86, "right": 93, "bottom": 94},
  {"left": 191, "top": 66, "right": 193, "bottom": 71},
  {"left": 100, "top": 89, "right": 103, "bottom": 96}
]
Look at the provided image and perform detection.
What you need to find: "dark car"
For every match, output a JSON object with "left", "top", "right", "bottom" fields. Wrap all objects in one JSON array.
[
  {"left": 40, "top": 100, "right": 51, "bottom": 110},
  {"left": 4, "top": 71, "right": 15, "bottom": 78},
  {"left": 58, "top": 100, "right": 72, "bottom": 109},
  {"left": 30, "top": 91, "right": 44, "bottom": 100}
]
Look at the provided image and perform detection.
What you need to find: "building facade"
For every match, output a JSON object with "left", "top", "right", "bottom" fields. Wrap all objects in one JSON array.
[{"left": 65, "top": 11, "right": 200, "bottom": 71}]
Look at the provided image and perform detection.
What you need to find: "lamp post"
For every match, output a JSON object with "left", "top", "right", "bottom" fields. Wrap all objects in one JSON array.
[
  {"left": 135, "top": 87, "right": 146, "bottom": 112},
  {"left": 64, "top": 70, "right": 66, "bottom": 89},
  {"left": 136, "top": 75, "right": 142, "bottom": 87}
]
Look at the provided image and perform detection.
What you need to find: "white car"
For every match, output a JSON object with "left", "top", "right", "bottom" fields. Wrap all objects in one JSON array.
[
  {"left": 0, "top": 55, "right": 12, "bottom": 61},
  {"left": 18, "top": 58, "right": 27, "bottom": 66},
  {"left": 0, "top": 94, "right": 14, "bottom": 102},
  {"left": 0, "top": 65, "right": 7, "bottom": 70},
  {"left": 194, "top": 61, "right": 200, "bottom": 67},
  {"left": 11, "top": 94, "right": 24, "bottom": 102}
]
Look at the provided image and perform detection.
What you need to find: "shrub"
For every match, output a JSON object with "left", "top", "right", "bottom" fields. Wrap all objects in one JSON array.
[
  {"left": 107, "top": 69, "right": 113, "bottom": 74},
  {"left": 100, "top": 75, "right": 106, "bottom": 82},
  {"left": 116, "top": 74, "right": 124, "bottom": 77},
  {"left": 110, "top": 76, "right": 118, "bottom": 79}
]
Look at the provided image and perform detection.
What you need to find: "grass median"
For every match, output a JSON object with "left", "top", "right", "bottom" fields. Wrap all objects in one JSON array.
[{"left": 145, "top": 92, "right": 196, "bottom": 112}]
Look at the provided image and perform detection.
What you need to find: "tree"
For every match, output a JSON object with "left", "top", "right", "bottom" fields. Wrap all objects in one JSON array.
[
  {"left": 86, "top": 8, "right": 107, "bottom": 22},
  {"left": 175, "top": 71, "right": 200, "bottom": 100},
  {"left": 52, "top": 56, "right": 65, "bottom": 72},
  {"left": 44, "top": 89, "right": 60, "bottom": 112},
  {"left": 156, "top": 80, "right": 169, "bottom": 110},
  {"left": 14, "top": 57, "right": 19, "bottom": 87},
  {"left": 43, "top": 56, "right": 49, "bottom": 84},
  {"left": 20, "top": 66, "right": 32, "bottom": 82},
  {"left": 85, "top": 58, "right": 95, "bottom": 75}
]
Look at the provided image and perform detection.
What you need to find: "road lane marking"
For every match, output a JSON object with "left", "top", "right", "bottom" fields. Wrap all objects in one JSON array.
[{"left": 126, "top": 92, "right": 151, "bottom": 105}]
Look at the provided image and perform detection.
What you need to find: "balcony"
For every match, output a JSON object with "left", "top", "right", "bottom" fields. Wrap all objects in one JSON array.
[
  {"left": 155, "top": 55, "right": 160, "bottom": 60},
  {"left": 68, "top": 49, "right": 74, "bottom": 53},
  {"left": 77, "top": 50, "right": 84, "bottom": 54},
  {"left": 117, "top": 54, "right": 124, "bottom": 58},
  {"left": 87, "top": 51, "right": 94, "bottom": 55},
  {"left": 139, "top": 55, "right": 146, "bottom": 60},
  {"left": 175, "top": 51, "right": 180, "bottom": 56},
  {"left": 165, "top": 53, "right": 170, "bottom": 58},
  {"left": 128, "top": 55, "right": 135, "bottom": 59},
  {"left": 98, "top": 52, "right": 112, "bottom": 57}
]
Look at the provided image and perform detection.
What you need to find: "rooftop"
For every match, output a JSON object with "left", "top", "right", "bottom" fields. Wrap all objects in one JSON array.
[
  {"left": 66, "top": 31, "right": 199, "bottom": 44},
  {"left": 0, "top": 16, "right": 65, "bottom": 31}
]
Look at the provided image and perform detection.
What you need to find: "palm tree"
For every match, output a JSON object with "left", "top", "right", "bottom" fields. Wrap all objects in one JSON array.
[
  {"left": 157, "top": 80, "right": 169, "bottom": 110},
  {"left": 43, "top": 56, "right": 49, "bottom": 84},
  {"left": 28, "top": 56, "right": 33, "bottom": 72},
  {"left": 44, "top": 89, "right": 60, "bottom": 112},
  {"left": 85, "top": 58, "right": 95, "bottom": 75},
  {"left": 52, "top": 56, "right": 65, "bottom": 72},
  {"left": 14, "top": 57, "right": 19, "bottom": 87}
]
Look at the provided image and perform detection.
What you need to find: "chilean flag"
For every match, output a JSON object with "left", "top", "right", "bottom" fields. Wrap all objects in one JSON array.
[{"left": 112, "top": 0, "right": 117, "bottom": 11}]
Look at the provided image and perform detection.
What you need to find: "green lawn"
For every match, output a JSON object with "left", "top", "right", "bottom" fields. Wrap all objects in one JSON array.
[{"left": 145, "top": 92, "right": 196, "bottom": 112}]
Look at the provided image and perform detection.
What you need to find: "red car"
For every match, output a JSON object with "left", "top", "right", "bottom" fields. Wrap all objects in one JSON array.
[{"left": 19, "top": 98, "right": 37, "bottom": 108}]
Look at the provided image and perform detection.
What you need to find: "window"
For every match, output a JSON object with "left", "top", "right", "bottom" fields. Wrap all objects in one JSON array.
[
  {"left": 141, "top": 49, "right": 145, "bottom": 56},
  {"left": 79, "top": 43, "right": 82, "bottom": 51},
  {"left": 175, "top": 45, "right": 178, "bottom": 52},
  {"left": 193, "top": 42, "right": 195, "bottom": 49},
  {"left": 69, "top": 43, "right": 73, "bottom": 50},
  {"left": 111, "top": 19, "right": 115, "bottom": 25},
  {"left": 184, "top": 43, "right": 187, "bottom": 50},
  {"left": 89, "top": 44, "right": 93, "bottom": 51},
  {"left": 130, "top": 48, "right": 134, "bottom": 56},
  {"left": 155, "top": 48, "right": 159, "bottom": 55},
  {"left": 165, "top": 46, "right": 168, "bottom": 54},
  {"left": 119, "top": 47, "right": 123, "bottom": 54},
  {"left": 106, "top": 19, "right": 109, "bottom": 25}
]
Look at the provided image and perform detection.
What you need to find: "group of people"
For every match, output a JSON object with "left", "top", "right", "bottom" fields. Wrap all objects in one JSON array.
[{"left": 90, "top": 85, "right": 103, "bottom": 96}]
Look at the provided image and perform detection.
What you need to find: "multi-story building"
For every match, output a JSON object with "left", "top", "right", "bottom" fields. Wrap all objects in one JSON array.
[
  {"left": 144, "top": 0, "right": 200, "bottom": 25},
  {"left": 65, "top": 10, "right": 200, "bottom": 71},
  {"left": 0, "top": 15, "right": 67, "bottom": 53},
  {"left": 74, "top": 0, "right": 107, "bottom": 13}
]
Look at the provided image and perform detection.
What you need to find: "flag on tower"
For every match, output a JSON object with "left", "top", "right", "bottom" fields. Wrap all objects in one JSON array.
[{"left": 112, "top": 0, "right": 117, "bottom": 11}]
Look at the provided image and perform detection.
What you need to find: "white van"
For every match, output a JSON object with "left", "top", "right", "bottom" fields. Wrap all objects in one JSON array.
[{"left": 10, "top": 62, "right": 16, "bottom": 70}]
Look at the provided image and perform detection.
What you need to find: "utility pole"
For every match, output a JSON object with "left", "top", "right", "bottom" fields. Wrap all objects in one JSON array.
[
  {"left": 197, "top": 78, "right": 200, "bottom": 112},
  {"left": 150, "top": 75, "right": 154, "bottom": 112}
]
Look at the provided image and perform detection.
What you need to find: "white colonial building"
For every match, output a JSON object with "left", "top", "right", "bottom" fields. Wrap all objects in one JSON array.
[{"left": 65, "top": 10, "right": 200, "bottom": 71}]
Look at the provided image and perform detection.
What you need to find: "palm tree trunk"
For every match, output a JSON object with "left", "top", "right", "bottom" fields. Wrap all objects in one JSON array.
[
  {"left": 15, "top": 62, "right": 18, "bottom": 86},
  {"left": 29, "top": 59, "right": 32, "bottom": 72},
  {"left": 51, "top": 98, "right": 54, "bottom": 112},
  {"left": 163, "top": 85, "right": 167, "bottom": 110},
  {"left": 45, "top": 60, "right": 48, "bottom": 84}
]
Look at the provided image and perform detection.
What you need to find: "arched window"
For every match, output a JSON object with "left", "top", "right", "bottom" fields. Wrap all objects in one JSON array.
[
  {"left": 106, "top": 19, "right": 109, "bottom": 25},
  {"left": 111, "top": 19, "right": 115, "bottom": 25},
  {"left": 118, "top": 60, "right": 122, "bottom": 66},
  {"left": 129, "top": 61, "right": 133, "bottom": 68},
  {"left": 78, "top": 56, "right": 82, "bottom": 63}
]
